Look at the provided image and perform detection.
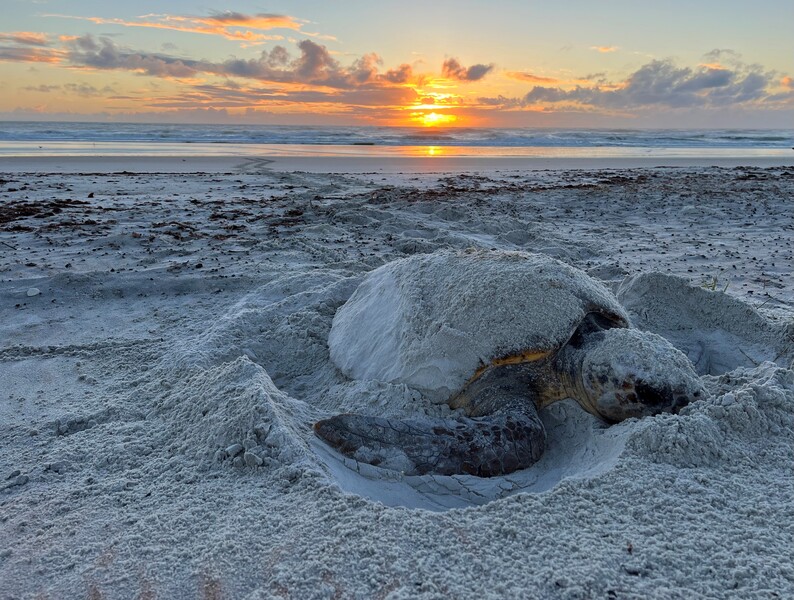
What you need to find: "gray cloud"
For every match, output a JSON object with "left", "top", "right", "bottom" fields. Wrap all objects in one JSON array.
[
  {"left": 382, "top": 64, "right": 415, "bottom": 84},
  {"left": 481, "top": 59, "right": 782, "bottom": 110},
  {"left": 60, "top": 35, "right": 424, "bottom": 92},
  {"left": 208, "top": 39, "right": 354, "bottom": 86},
  {"left": 673, "top": 67, "right": 733, "bottom": 92},
  {"left": 442, "top": 58, "right": 494, "bottom": 81},
  {"left": 23, "top": 84, "right": 61, "bottom": 92},
  {"left": 294, "top": 39, "right": 337, "bottom": 79},
  {"left": 64, "top": 36, "right": 199, "bottom": 78},
  {"left": 22, "top": 82, "right": 116, "bottom": 96},
  {"left": 266, "top": 45, "right": 289, "bottom": 68},
  {"left": 1, "top": 32, "right": 450, "bottom": 94},
  {"left": 703, "top": 48, "right": 741, "bottom": 64},
  {"left": 64, "top": 83, "right": 116, "bottom": 97},
  {"left": 205, "top": 11, "right": 254, "bottom": 24}
]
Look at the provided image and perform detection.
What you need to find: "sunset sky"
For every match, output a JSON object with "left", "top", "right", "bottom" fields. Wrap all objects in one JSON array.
[{"left": 1, "top": 0, "right": 792, "bottom": 127}]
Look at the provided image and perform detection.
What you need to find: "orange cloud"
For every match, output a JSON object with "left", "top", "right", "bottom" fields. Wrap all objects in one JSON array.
[
  {"left": 506, "top": 71, "right": 560, "bottom": 84},
  {"left": 0, "top": 32, "right": 49, "bottom": 46},
  {"left": 70, "top": 16, "right": 282, "bottom": 43},
  {"left": 782, "top": 76, "right": 793, "bottom": 89},
  {"left": 185, "top": 13, "right": 301, "bottom": 29},
  {"left": 0, "top": 47, "right": 62, "bottom": 63},
  {"left": 698, "top": 62, "right": 728, "bottom": 70},
  {"left": 590, "top": 46, "right": 619, "bottom": 53},
  {"left": 46, "top": 11, "right": 332, "bottom": 44}
]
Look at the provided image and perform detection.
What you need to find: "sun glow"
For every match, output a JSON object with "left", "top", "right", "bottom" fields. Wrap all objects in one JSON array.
[{"left": 415, "top": 112, "right": 457, "bottom": 127}]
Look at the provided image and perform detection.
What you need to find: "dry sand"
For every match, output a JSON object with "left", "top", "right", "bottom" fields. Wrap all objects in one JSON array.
[{"left": 0, "top": 159, "right": 792, "bottom": 598}]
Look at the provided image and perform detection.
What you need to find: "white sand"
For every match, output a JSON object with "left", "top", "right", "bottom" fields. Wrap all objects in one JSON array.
[{"left": 0, "top": 161, "right": 792, "bottom": 598}]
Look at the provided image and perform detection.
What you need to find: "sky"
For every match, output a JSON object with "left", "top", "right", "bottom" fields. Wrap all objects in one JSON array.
[{"left": 1, "top": 0, "right": 792, "bottom": 128}]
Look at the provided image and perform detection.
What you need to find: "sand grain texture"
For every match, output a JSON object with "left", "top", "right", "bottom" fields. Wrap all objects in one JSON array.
[{"left": 0, "top": 166, "right": 792, "bottom": 599}]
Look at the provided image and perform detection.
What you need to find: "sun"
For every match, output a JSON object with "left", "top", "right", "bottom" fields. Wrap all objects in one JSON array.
[{"left": 417, "top": 112, "right": 457, "bottom": 127}]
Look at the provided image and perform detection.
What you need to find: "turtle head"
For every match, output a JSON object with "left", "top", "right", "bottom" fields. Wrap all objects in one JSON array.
[{"left": 575, "top": 328, "right": 705, "bottom": 423}]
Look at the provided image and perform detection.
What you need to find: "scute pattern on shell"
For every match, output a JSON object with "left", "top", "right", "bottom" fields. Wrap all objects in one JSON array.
[{"left": 329, "top": 250, "right": 629, "bottom": 400}]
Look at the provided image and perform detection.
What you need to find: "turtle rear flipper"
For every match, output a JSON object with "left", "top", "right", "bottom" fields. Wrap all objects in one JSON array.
[{"left": 314, "top": 400, "right": 546, "bottom": 477}]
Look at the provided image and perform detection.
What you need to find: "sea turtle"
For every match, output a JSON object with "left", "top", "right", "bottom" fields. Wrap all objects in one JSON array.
[{"left": 315, "top": 249, "right": 704, "bottom": 477}]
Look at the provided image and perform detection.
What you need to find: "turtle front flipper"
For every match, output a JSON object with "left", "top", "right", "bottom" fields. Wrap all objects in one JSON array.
[{"left": 314, "top": 399, "right": 546, "bottom": 477}]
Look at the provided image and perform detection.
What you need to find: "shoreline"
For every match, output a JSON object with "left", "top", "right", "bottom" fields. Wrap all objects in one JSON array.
[{"left": 1, "top": 153, "right": 792, "bottom": 174}]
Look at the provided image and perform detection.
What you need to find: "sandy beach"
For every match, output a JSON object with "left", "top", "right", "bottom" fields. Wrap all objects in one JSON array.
[
  {"left": 1, "top": 158, "right": 793, "bottom": 598},
  {"left": 1, "top": 143, "right": 793, "bottom": 174}
]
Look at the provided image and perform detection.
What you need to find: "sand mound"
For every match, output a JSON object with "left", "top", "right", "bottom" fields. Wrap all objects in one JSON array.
[
  {"left": 618, "top": 272, "right": 793, "bottom": 374},
  {"left": 628, "top": 363, "right": 793, "bottom": 468},
  {"left": 154, "top": 357, "right": 311, "bottom": 471},
  {"left": 185, "top": 272, "right": 357, "bottom": 401}
]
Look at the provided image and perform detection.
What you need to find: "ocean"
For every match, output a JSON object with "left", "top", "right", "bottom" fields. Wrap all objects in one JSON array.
[
  {"left": 1, "top": 121, "right": 792, "bottom": 147},
  {"left": 0, "top": 122, "right": 791, "bottom": 159}
]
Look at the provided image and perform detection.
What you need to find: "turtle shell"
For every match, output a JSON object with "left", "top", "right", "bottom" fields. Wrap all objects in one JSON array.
[{"left": 329, "top": 249, "right": 629, "bottom": 400}]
